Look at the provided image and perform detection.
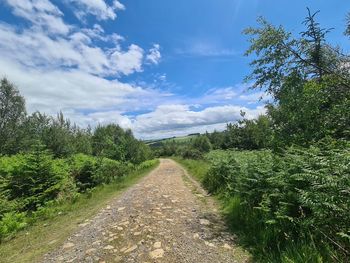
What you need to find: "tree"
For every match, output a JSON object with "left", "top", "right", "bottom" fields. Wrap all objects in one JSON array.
[
  {"left": 92, "top": 124, "right": 148, "bottom": 163},
  {"left": 244, "top": 10, "right": 350, "bottom": 147},
  {"left": 192, "top": 135, "right": 212, "bottom": 153},
  {"left": 345, "top": 12, "right": 350, "bottom": 37},
  {"left": 0, "top": 78, "right": 26, "bottom": 155},
  {"left": 7, "top": 142, "right": 64, "bottom": 211},
  {"left": 244, "top": 10, "right": 347, "bottom": 100}
]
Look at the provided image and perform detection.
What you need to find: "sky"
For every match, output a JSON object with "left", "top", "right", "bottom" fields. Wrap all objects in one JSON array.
[{"left": 0, "top": 0, "right": 349, "bottom": 139}]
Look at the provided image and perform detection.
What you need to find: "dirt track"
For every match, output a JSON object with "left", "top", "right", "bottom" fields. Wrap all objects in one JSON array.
[{"left": 43, "top": 159, "right": 251, "bottom": 263}]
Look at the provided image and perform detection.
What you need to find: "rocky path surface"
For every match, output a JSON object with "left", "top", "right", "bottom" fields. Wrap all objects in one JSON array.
[{"left": 43, "top": 159, "right": 251, "bottom": 263}]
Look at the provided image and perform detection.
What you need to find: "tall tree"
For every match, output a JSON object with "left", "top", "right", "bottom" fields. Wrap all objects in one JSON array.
[
  {"left": 0, "top": 78, "right": 26, "bottom": 155},
  {"left": 244, "top": 10, "right": 350, "bottom": 146}
]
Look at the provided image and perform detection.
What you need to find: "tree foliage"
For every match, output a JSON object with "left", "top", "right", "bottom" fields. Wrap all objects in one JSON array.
[{"left": 0, "top": 78, "right": 26, "bottom": 155}]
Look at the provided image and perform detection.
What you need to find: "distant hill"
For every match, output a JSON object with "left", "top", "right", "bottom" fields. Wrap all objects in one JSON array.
[{"left": 144, "top": 134, "right": 201, "bottom": 146}]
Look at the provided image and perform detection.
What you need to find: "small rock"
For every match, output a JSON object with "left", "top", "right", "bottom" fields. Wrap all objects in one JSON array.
[
  {"left": 134, "top": 231, "right": 142, "bottom": 236},
  {"left": 85, "top": 248, "right": 96, "bottom": 255},
  {"left": 204, "top": 241, "right": 215, "bottom": 247},
  {"left": 223, "top": 243, "right": 232, "bottom": 250},
  {"left": 118, "top": 207, "right": 125, "bottom": 211},
  {"left": 63, "top": 242, "right": 75, "bottom": 249},
  {"left": 103, "top": 245, "right": 114, "bottom": 250},
  {"left": 153, "top": 241, "right": 162, "bottom": 248},
  {"left": 193, "top": 233, "right": 200, "bottom": 239},
  {"left": 120, "top": 247, "right": 127, "bottom": 253},
  {"left": 124, "top": 245, "right": 137, "bottom": 253},
  {"left": 199, "top": 219, "right": 210, "bottom": 225},
  {"left": 149, "top": 249, "right": 164, "bottom": 259},
  {"left": 119, "top": 221, "right": 129, "bottom": 226}
]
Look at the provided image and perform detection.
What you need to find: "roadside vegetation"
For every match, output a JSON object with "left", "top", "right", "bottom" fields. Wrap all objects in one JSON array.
[
  {"left": 0, "top": 78, "right": 156, "bottom": 243},
  {"left": 0, "top": 159, "right": 158, "bottom": 263},
  {"left": 159, "top": 10, "right": 350, "bottom": 262}
]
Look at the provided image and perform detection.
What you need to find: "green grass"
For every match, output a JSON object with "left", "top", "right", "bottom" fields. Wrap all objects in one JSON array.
[
  {"left": 0, "top": 160, "right": 159, "bottom": 263},
  {"left": 172, "top": 157, "right": 209, "bottom": 182}
]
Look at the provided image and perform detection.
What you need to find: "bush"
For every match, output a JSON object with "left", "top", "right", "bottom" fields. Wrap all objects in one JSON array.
[
  {"left": 0, "top": 212, "right": 27, "bottom": 240},
  {"left": 135, "top": 159, "right": 158, "bottom": 170},
  {"left": 67, "top": 154, "right": 97, "bottom": 191},
  {"left": 203, "top": 142, "right": 350, "bottom": 262},
  {"left": 2, "top": 145, "right": 67, "bottom": 212},
  {"left": 180, "top": 147, "right": 203, "bottom": 159},
  {"left": 94, "top": 158, "right": 131, "bottom": 184}
]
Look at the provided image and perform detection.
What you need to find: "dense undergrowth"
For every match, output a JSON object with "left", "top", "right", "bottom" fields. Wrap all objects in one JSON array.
[
  {"left": 178, "top": 142, "right": 350, "bottom": 262},
  {"left": 0, "top": 146, "right": 158, "bottom": 241}
]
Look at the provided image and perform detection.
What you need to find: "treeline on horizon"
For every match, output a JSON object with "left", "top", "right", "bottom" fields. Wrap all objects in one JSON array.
[
  {"left": 0, "top": 78, "right": 154, "bottom": 240},
  {"left": 156, "top": 9, "right": 350, "bottom": 262}
]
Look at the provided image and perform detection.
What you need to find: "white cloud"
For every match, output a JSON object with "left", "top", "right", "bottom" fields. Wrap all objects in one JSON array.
[
  {"left": 68, "top": 0, "right": 125, "bottom": 21},
  {"left": 3, "top": 0, "right": 70, "bottom": 35},
  {"left": 110, "top": 44, "right": 144, "bottom": 75},
  {"left": 202, "top": 86, "right": 237, "bottom": 102},
  {"left": 0, "top": 0, "right": 266, "bottom": 140},
  {"left": 0, "top": 58, "right": 150, "bottom": 114},
  {"left": 77, "top": 110, "right": 133, "bottom": 129},
  {"left": 132, "top": 104, "right": 266, "bottom": 138},
  {"left": 146, "top": 44, "right": 161, "bottom": 64},
  {"left": 0, "top": 22, "right": 144, "bottom": 76}
]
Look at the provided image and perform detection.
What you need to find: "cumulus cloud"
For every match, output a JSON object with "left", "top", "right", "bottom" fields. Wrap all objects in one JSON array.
[
  {"left": 110, "top": 44, "right": 144, "bottom": 75},
  {"left": 0, "top": 23, "right": 145, "bottom": 76},
  {"left": 146, "top": 44, "right": 161, "bottom": 64},
  {"left": 3, "top": 0, "right": 70, "bottom": 35},
  {"left": 0, "top": 0, "right": 266, "bottom": 139},
  {"left": 68, "top": 0, "right": 125, "bottom": 21},
  {"left": 0, "top": 58, "right": 150, "bottom": 114},
  {"left": 132, "top": 104, "right": 266, "bottom": 138}
]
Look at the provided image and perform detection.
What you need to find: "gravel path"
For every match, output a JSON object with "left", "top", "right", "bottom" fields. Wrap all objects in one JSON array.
[{"left": 42, "top": 159, "right": 251, "bottom": 263}]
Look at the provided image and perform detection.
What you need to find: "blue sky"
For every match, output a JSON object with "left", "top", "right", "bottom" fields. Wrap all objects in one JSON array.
[{"left": 0, "top": 0, "right": 349, "bottom": 139}]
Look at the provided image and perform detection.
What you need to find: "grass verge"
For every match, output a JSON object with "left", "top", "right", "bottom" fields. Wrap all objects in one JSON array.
[
  {"left": 0, "top": 160, "right": 159, "bottom": 263},
  {"left": 171, "top": 157, "right": 209, "bottom": 182}
]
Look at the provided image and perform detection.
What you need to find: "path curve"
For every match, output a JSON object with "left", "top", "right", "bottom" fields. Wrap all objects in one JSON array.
[{"left": 43, "top": 159, "right": 251, "bottom": 263}]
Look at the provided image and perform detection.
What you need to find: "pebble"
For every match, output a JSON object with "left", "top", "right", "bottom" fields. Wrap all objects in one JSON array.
[
  {"left": 199, "top": 219, "right": 210, "bottom": 225},
  {"left": 153, "top": 241, "right": 162, "bottom": 248},
  {"left": 103, "top": 245, "right": 114, "bottom": 250},
  {"left": 62, "top": 242, "right": 75, "bottom": 249},
  {"left": 149, "top": 248, "right": 164, "bottom": 259},
  {"left": 124, "top": 245, "right": 138, "bottom": 254}
]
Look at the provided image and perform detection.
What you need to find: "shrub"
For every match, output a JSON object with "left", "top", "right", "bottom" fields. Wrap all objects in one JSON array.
[
  {"left": 67, "top": 154, "right": 97, "bottom": 191},
  {"left": 4, "top": 145, "right": 66, "bottom": 211},
  {"left": 0, "top": 212, "right": 27, "bottom": 240},
  {"left": 203, "top": 142, "right": 350, "bottom": 261},
  {"left": 180, "top": 147, "right": 203, "bottom": 159},
  {"left": 94, "top": 158, "right": 130, "bottom": 184}
]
